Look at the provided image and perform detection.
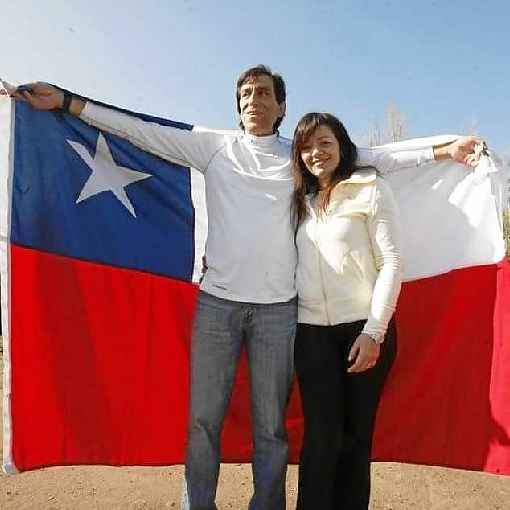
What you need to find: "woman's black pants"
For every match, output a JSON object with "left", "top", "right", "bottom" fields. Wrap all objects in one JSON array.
[{"left": 294, "top": 319, "right": 397, "bottom": 510}]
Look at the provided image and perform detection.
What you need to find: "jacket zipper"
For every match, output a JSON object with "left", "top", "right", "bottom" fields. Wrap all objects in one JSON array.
[{"left": 314, "top": 216, "right": 332, "bottom": 325}]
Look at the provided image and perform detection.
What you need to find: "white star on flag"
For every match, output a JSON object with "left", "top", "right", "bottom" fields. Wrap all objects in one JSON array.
[{"left": 67, "top": 133, "right": 151, "bottom": 217}]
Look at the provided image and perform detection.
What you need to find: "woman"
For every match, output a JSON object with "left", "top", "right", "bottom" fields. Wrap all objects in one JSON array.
[{"left": 291, "top": 112, "right": 405, "bottom": 510}]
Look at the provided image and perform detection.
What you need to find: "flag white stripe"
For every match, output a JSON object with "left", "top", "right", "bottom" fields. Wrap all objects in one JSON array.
[
  {"left": 190, "top": 167, "right": 207, "bottom": 284},
  {"left": 379, "top": 136, "right": 507, "bottom": 280}
]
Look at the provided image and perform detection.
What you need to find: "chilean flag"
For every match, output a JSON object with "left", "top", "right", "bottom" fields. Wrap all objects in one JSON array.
[{"left": 1, "top": 97, "right": 509, "bottom": 475}]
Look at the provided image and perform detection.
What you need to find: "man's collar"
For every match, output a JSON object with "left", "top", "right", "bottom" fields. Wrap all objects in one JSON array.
[{"left": 243, "top": 132, "right": 278, "bottom": 145}]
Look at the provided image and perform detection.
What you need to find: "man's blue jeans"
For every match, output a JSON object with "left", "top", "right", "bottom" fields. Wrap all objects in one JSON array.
[{"left": 182, "top": 291, "right": 297, "bottom": 510}]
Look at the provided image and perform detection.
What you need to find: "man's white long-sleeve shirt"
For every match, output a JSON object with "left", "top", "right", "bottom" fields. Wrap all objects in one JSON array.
[{"left": 80, "top": 102, "right": 434, "bottom": 303}]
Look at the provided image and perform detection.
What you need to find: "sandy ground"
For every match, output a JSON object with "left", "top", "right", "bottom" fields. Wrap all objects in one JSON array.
[{"left": 1, "top": 350, "right": 509, "bottom": 509}]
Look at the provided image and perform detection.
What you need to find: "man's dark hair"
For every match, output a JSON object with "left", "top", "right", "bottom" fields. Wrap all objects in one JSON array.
[{"left": 236, "top": 65, "right": 286, "bottom": 133}]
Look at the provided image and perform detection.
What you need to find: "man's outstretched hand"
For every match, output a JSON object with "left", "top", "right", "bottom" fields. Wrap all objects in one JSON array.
[
  {"left": 1, "top": 81, "right": 63, "bottom": 111},
  {"left": 434, "top": 135, "right": 487, "bottom": 167},
  {"left": 449, "top": 136, "right": 488, "bottom": 167}
]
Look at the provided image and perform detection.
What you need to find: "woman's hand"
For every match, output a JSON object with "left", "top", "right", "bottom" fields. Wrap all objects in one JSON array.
[{"left": 347, "top": 333, "right": 380, "bottom": 373}]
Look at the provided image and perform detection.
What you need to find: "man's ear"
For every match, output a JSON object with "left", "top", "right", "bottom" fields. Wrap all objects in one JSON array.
[{"left": 278, "top": 101, "right": 286, "bottom": 119}]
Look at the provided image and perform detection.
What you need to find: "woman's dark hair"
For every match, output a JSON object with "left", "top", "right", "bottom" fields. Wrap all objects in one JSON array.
[
  {"left": 291, "top": 112, "right": 359, "bottom": 227},
  {"left": 236, "top": 65, "right": 286, "bottom": 133}
]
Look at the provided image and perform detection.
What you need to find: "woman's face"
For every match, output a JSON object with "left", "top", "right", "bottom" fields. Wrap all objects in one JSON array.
[{"left": 300, "top": 125, "right": 340, "bottom": 186}]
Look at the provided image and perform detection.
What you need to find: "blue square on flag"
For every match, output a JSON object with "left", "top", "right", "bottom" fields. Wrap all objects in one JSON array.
[{"left": 11, "top": 101, "right": 195, "bottom": 281}]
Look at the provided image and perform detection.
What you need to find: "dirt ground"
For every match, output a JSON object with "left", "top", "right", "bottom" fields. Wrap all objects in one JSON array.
[{"left": 1, "top": 351, "right": 509, "bottom": 509}]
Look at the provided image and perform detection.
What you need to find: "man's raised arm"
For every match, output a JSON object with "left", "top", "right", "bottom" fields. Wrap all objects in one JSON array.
[
  {"left": 357, "top": 136, "right": 484, "bottom": 174},
  {"left": 3, "top": 81, "right": 224, "bottom": 174}
]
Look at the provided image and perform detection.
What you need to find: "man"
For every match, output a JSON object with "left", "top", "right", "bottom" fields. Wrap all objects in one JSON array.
[{"left": 3, "top": 66, "right": 481, "bottom": 510}]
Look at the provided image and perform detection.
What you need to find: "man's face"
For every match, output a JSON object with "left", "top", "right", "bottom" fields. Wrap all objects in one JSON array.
[{"left": 239, "top": 75, "right": 285, "bottom": 136}]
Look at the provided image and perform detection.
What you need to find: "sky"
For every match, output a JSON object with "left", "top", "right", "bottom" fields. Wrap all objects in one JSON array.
[{"left": 0, "top": 0, "right": 508, "bottom": 152}]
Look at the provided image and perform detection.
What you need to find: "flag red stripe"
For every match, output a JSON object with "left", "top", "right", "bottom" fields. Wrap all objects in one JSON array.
[{"left": 8, "top": 245, "right": 510, "bottom": 475}]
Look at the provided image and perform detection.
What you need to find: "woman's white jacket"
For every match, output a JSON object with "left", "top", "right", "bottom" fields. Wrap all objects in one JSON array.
[{"left": 295, "top": 169, "right": 402, "bottom": 341}]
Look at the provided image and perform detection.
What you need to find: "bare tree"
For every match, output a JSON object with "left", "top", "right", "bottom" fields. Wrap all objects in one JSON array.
[
  {"left": 366, "top": 120, "right": 383, "bottom": 147},
  {"left": 385, "top": 103, "right": 407, "bottom": 143},
  {"left": 366, "top": 103, "right": 407, "bottom": 146}
]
